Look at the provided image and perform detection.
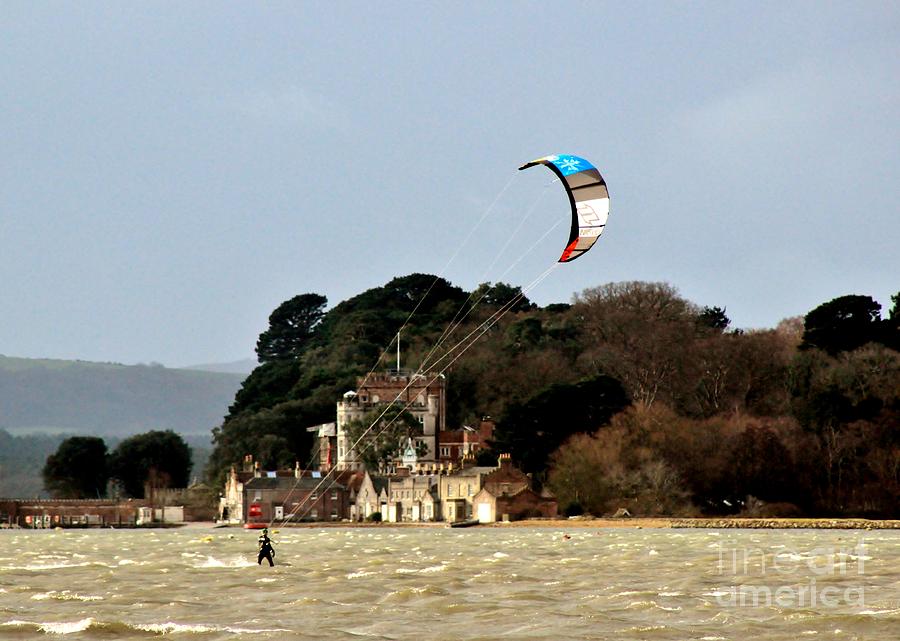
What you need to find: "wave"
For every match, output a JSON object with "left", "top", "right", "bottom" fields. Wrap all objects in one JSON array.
[
  {"left": 0, "top": 561, "right": 93, "bottom": 572},
  {"left": 193, "top": 555, "right": 256, "bottom": 568},
  {"left": 1, "top": 618, "right": 292, "bottom": 636},
  {"left": 30, "top": 590, "right": 103, "bottom": 602},
  {"left": 394, "top": 564, "right": 446, "bottom": 574}
]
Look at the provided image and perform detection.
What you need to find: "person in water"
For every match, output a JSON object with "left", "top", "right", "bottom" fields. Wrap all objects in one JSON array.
[{"left": 257, "top": 528, "right": 275, "bottom": 566}]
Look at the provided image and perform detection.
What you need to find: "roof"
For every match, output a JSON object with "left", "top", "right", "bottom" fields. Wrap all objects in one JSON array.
[
  {"left": 369, "top": 475, "right": 390, "bottom": 494},
  {"left": 244, "top": 476, "right": 346, "bottom": 491}
]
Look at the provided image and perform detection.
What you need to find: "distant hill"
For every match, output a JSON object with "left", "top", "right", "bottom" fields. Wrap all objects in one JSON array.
[
  {"left": 180, "top": 358, "right": 257, "bottom": 375},
  {"left": 0, "top": 355, "right": 244, "bottom": 437}
]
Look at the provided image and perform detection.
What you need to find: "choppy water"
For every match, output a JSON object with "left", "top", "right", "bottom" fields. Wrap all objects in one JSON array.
[{"left": 1, "top": 526, "right": 898, "bottom": 640}]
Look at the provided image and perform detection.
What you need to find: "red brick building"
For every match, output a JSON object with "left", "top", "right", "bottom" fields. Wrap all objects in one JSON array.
[
  {"left": 472, "top": 454, "right": 558, "bottom": 522},
  {"left": 0, "top": 498, "right": 147, "bottom": 528},
  {"left": 437, "top": 418, "right": 494, "bottom": 463}
]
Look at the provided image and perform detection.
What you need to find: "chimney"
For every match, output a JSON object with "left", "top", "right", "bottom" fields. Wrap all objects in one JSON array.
[
  {"left": 254, "top": 461, "right": 262, "bottom": 478},
  {"left": 295, "top": 461, "right": 302, "bottom": 479},
  {"left": 498, "top": 452, "right": 512, "bottom": 471}
]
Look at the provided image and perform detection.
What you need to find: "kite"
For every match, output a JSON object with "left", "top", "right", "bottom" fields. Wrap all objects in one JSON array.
[{"left": 518, "top": 154, "right": 609, "bottom": 262}]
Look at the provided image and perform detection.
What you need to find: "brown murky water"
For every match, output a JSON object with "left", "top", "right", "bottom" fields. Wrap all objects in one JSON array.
[{"left": 1, "top": 527, "right": 898, "bottom": 639}]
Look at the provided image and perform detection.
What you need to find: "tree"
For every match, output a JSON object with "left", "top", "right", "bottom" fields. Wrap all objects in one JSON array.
[
  {"left": 727, "top": 424, "right": 796, "bottom": 504},
  {"left": 547, "top": 421, "right": 692, "bottom": 517},
  {"left": 256, "top": 293, "right": 328, "bottom": 363},
  {"left": 208, "top": 398, "right": 322, "bottom": 485},
  {"left": 42, "top": 436, "right": 108, "bottom": 498},
  {"left": 471, "top": 282, "right": 536, "bottom": 313},
  {"left": 490, "top": 375, "right": 630, "bottom": 475},
  {"left": 109, "top": 430, "right": 192, "bottom": 498},
  {"left": 883, "top": 291, "right": 900, "bottom": 351},
  {"left": 572, "top": 281, "right": 700, "bottom": 407},
  {"left": 801, "top": 295, "right": 882, "bottom": 355},
  {"left": 697, "top": 306, "right": 730, "bottom": 331}
]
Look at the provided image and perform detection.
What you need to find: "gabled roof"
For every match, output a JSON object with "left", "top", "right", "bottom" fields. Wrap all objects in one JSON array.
[{"left": 369, "top": 475, "right": 390, "bottom": 494}]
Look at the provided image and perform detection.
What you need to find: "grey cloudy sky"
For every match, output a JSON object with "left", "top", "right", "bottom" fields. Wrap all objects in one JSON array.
[{"left": 2, "top": 2, "right": 898, "bottom": 367}]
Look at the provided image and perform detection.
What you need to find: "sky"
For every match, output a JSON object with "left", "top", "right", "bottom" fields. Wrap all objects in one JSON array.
[{"left": 2, "top": 2, "right": 898, "bottom": 367}]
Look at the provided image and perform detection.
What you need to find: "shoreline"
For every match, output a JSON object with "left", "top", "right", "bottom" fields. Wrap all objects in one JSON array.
[
  {"left": 231, "top": 517, "right": 900, "bottom": 531},
  {"left": 488, "top": 517, "right": 900, "bottom": 530},
  {"left": 8, "top": 518, "right": 898, "bottom": 531}
]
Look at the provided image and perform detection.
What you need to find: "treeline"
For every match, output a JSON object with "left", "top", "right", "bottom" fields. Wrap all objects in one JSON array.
[
  {"left": 536, "top": 287, "right": 899, "bottom": 518},
  {"left": 0, "top": 430, "right": 66, "bottom": 497},
  {"left": 41, "top": 431, "right": 193, "bottom": 499},
  {"left": 207, "top": 275, "right": 898, "bottom": 518}
]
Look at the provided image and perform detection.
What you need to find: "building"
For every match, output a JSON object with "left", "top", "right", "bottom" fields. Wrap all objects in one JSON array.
[
  {"left": 219, "top": 456, "right": 299, "bottom": 523},
  {"left": 438, "top": 459, "right": 497, "bottom": 523},
  {"left": 222, "top": 456, "right": 361, "bottom": 524},
  {"left": 354, "top": 471, "right": 390, "bottom": 521},
  {"left": 309, "top": 370, "right": 446, "bottom": 472},
  {"left": 437, "top": 418, "right": 494, "bottom": 464},
  {"left": 0, "top": 498, "right": 147, "bottom": 528},
  {"left": 383, "top": 468, "right": 441, "bottom": 522},
  {"left": 472, "top": 454, "right": 558, "bottom": 522},
  {"left": 243, "top": 476, "right": 349, "bottom": 525}
]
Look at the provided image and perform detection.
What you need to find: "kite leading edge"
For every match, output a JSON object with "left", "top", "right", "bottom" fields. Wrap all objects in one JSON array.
[{"left": 518, "top": 154, "right": 609, "bottom": 263}]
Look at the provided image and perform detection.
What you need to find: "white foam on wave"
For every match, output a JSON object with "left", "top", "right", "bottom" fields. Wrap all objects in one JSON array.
[
  {"left": 395, "top": 564, "right": 446, "bottom": 574},
  {"left": 2, "top": 618, "right": 95, "bottom": 634},
  {"left": 136, "top": 622, "right": 292, "bottom": 634},
  {"left": 7, "top": 561, "right": 92, "bottom": 571},
  {"left": 859, "top": 608, "right": 900, "bottom": 615},
  {"left": 195, "top": 555, "right": 256, "bottom": 568},
  {"left": 31, "top": 590, "right": 103, "bottom": 602},
  {"left": 347, "top": 570, "right": 376, "bottom": 579}
]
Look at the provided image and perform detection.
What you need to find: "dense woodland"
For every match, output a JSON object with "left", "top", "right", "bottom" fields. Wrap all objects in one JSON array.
[{"left": 208, "top": 274, "right": 899, "bottom": 518}]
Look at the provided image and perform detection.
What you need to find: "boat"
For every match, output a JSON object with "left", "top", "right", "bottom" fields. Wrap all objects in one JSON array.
[{"left": 448, "top": 519, "right": 480, "bottom": 528}]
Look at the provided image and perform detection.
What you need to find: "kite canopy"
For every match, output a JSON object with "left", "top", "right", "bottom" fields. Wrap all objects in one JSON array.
[{"left": 518, "top": 154, "right": 609, "bottom": 263}]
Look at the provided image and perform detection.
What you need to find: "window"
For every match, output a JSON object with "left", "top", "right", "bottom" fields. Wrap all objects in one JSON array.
[
  {"left": 331, "top": 490, "right": 338, "bottom": 501},
  {"left": 311, "top": 509, "right": 318, "bottom": 519},
  {"left": 311, "top": 491, "right": 318, "bottom": 500},
  {"left": 447, "top": 485, "right": 454, "bottom": 497},
  {"left": 440, "top": 446, "right": 450, "bottom": 457},
  {"left": 468, "top": 484, "right": 473, "bottom": 496},
  {"left": 331, "top": 510, "right": 338, "bottom": 521}
]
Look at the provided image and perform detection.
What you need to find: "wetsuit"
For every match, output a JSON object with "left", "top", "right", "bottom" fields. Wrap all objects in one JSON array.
[{"left": 257, "top": 533, "right": 275, "bottom": 566}]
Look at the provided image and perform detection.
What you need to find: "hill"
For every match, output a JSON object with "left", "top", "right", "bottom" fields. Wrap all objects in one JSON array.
[
  {"left": 180, "top": 358, "right": 257, "bottom": 375},
  {"left": 0, "top": 355, "right": 243, "bottom": 436},
  {"left": 206, "top": 275, "right": 899, "bottom": 519}
]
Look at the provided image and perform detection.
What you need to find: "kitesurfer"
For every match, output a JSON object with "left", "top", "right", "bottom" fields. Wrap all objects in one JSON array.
[{"left": 257, "top": 528, "right": 275, "bottom": 566}]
